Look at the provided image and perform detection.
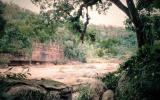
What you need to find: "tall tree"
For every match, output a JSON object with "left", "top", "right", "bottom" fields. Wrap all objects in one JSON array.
[
  {"left": 31, "top": 0, "right": 160, "bottom": 48},
  {"left": 0, "top": 1, "right": 6, "bottom": 37}
]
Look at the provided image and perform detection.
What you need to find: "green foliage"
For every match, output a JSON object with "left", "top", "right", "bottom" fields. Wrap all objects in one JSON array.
[
  {"left": 0, "top": 3, "right": 59, "bottom": 54},
  {"left": 106, "top": 47, "right": 119, "bottom": 56},
  {"left": 98, "top": 72, "right": 119, "bottom": 92},
  {"left": 99, "top": 38, "right": 120, "bottom": 57},
  {"left": 0, "top": 2, "right": 138, "bottom": 63},
  {"left": 3, "top": 3, "right": 33, "bottom": 22},
  {"left": 0, "top": 57, "right": 10, "bottom": 65},
  {"left": 126, "top": 0, "right": 160, "bottom": 45},
  {"left": 124, "top": 18, "right": 135, "bottom": 32},
  {"left": 0, "top": 1, "right": 6, "bottom": 37},
  {"left": 96, "top": 48, "right": 105, "bottom": 57},
  {"left": 100, "top": 38, "right": 120, "bottom": 48},
  {"left": 87, "top": 32, "right": 96, "bottom": 42},
  {"left": 77, "top": 86, "right": 90, "bottom": 100},
  {"left": 120, "top": 32, "right": 137, "bottom": 47},
  {"left": 0, "top": 24, "right": 31, "bottom": 53},
  {"left": 117, "top": 44, "right": 160, "bottom": 100},
  {"left": 152, "top": 15, "right": 160, "bottom": 40},
  {"left": 64, "top": 44, "right": 86, "bottom": 62},
  {"left": 95, "top": 28, "right": 137, "bottom": 60},
  {"left": 137, "top": 0, "right": 160, "bottom": 10},
  {"left": 52, "top": 0, "right": 74, "bottom": 22}
]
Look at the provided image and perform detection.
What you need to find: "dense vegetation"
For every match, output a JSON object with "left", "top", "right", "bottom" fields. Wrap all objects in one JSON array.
[
  {"left": 45, "top": 0, "right": 160, "bottom": 100},
  {"left": 98, "top": 1, "right": 160, "bottom": 100},
  {"left": 117, "top": 44, "right": 160, "bottom": 100},
  {"left": 0, "top": 0, "right": 160, "bottom": 100},
  {"left": 0, "top": 2, "right": 136, "bottom": 64}
]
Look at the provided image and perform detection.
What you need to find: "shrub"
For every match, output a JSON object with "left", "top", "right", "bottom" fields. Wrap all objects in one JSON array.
[
  {"left": 100, "top": 38, "right": 120, "bottom": 48},
  {"left": 77, "top": 86, "right": 90, "bottom": 100},
  {"left": 106, "top": 47, "right": 118, "bottom": 56},
  {"left": 0, "top": 24, "right": 32, "bottom": 53},
  {"left": 64, "top": 46, "right": 86, "bottom": 62},
  {"left": 98, "top": 72, "right": 120, "bottom": 92},
  {"left": 0, "top": 57, "right": 10, "bottom": 65},
  {"left": 120, "top": 32, "right": 137, "bottom": 48},
  {"left": 96, "top": 48, "right": 105, "bottom": 57},
  {"left": 116, "top": 44, "right": 160, "bottom": 100}
]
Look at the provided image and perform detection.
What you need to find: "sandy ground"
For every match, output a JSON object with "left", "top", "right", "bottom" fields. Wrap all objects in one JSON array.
[{"left": 0, "top": 63, "right": 119, "bottom": 85}]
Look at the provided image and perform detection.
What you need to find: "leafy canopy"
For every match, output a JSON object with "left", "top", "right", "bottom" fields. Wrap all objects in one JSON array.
[{"left": 31, "top": 0, "right": 112, "bottom": 41}]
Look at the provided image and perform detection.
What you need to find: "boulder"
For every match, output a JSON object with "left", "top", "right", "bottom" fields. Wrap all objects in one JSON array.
[
  {"left": 0, "top": 78, "right": 72, "bottom": 100},
  {"left": 102, "top": 90, "right": 114, "bottom": 100},
  {"left": 88, "top": 79, "right": 107, "bottom": 100}
]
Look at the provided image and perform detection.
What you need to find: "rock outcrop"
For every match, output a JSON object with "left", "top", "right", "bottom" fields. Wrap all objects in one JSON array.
[
  {"left": 102, "top": 90, "right": 114, "bottom": 100},
  {"left": 88, "top": 80, "right": 107, "bottom": 100},
  {"left": 0, "top": 78, "right": 72, "bottom": 100}
]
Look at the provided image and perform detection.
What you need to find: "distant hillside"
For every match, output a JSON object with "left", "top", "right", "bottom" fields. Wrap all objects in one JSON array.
[{"left": 2, "top": 2, "right": 35, "bottom": 22}]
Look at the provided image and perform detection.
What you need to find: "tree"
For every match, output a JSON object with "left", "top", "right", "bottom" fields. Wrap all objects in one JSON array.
[
  {"left": 0, "top": 2, "right": 59, "bottom": 54},
  {"left": 0, "top": 1, "right": 6, "bottom": 38},
  {"left": 31, "top": 0, "right": 160, "bottom": 48},
  {"left": 136, "top": 0, "right": 160, "bottom": 41}
]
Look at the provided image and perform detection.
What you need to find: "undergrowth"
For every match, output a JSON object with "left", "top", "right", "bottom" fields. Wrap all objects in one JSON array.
[
  {"left": 99, "top": 44, "right": 160, "bottom": 100},
  {"left": 116, "top": 44, "right": 160, "bottom": 100}
]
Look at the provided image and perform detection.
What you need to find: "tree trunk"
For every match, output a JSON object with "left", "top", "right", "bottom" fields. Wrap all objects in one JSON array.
[
  {"left": 126, "top": 0, "right": 147, "bottom": 48},
  {"left": 112, "top": 0, "right": 153, "bottom": 48},
  {"left": 135, "top": 28, "right": 147, "bottom": 48}
]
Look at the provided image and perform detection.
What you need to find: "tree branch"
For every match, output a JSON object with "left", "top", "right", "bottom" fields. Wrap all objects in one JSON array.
[
  {"left": 80, "top": 7, "right": 90, "bottom": 43},
  {"left": 126, "top": 0, "right": 143, "bottom": 28},
  {"left": 110, "top": 0, "right": 130, "bottom": 18}
]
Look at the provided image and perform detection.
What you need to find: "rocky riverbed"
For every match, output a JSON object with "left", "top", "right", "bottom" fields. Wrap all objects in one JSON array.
[{"left": 0, "top": 63, "right": 119, "bottom": 85}]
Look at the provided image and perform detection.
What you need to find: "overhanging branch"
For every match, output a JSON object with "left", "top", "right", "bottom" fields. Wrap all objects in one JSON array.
[
  {"left": 80, "top": 7, "right": 90, "bottom": 43},
  {"left": 110, "top": 0, "right": 130, "bottom": 18}
]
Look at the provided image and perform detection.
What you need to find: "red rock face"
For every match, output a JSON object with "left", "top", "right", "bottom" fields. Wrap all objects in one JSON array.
[
  {"left": 31, "top": 43, "right": 64, "bottom": 62},
  {"left": 0, "top": 43, "right": 64, "bottom": 63}
]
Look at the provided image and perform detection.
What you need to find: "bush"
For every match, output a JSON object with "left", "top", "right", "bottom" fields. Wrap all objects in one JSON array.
[
  {"left": 96, "top": 48, "right": 105, "bottom": 57},
  {"left": 0, "top": 24, "right": 31, "bottom": 53},
  {"left": 0, "top": 57, "right": 10, "bottom": 65},
  {"left": 116, "top": 44, "right": 160, "bottom": 100},
  {"left": 77, "top": 86, "right": 90, "bottom": 100},
  {"left": 100, "top": 38, "right": 120, "bottom": 48},
  {"left": 96, "top": 31, "right": 136, "bottom": 60},
  {"left": 64, "top": 46, "right": 86, "bottom": 62},
  {"left": 120, "top": 32, "right": 137, "bottom": 48},
  {"left": 55, "top": 27, "right": 86, "bottom": 62},
  {"left": 106, "top": 47, "right": 118, "bottom": 56},
  {"left": 98, "top": 72, "right": 120, "bottom": 92}
]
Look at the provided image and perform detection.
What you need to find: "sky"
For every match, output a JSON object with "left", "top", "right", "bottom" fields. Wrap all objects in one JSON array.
[{"left": 1, "top": 0, "right": 127, "bottom": 27}]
